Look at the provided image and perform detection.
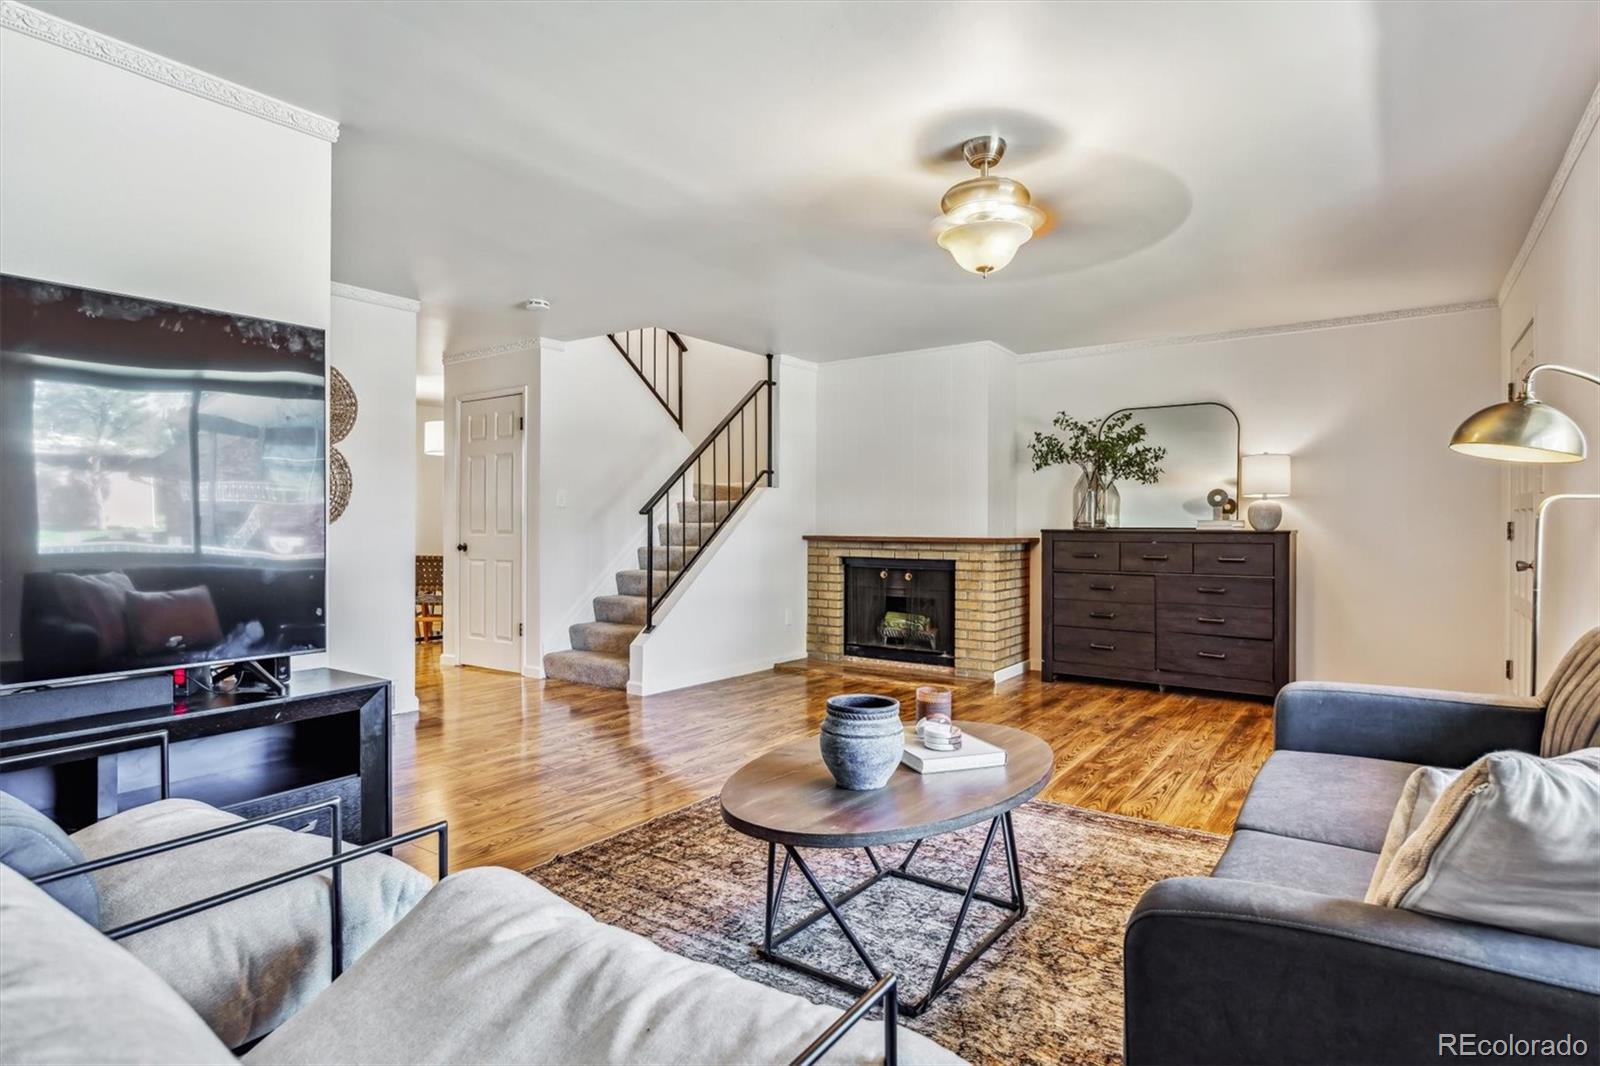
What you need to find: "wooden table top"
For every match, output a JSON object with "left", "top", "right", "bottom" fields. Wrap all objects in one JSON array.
[{"left": 720, "top": 722, "right": 1054, "bottom": 848}]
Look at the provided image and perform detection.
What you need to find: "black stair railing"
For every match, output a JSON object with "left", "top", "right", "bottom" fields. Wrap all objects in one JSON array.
[
  {"left": 608, "top": 327, "right": 687, "bottom": 429},
  {"left": 639, "top": 354, "right": 775, "bottom": 631}
]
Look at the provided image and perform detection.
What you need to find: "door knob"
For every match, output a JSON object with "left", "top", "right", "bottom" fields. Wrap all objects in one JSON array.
[{"left": 456, "top": 542, "right": 468, "bottom": 553}]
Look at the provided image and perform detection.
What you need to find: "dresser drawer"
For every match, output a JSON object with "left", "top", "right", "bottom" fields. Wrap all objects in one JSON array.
[
  {"left": 1157, "top": 574, "right": 1274, "bottom": 608},
  {"left": 1055, "top": 599, "right": 1155, "bottom": 633},
  {"left": 1051, "top": 539, "right": 1120, "bottom": 572},
  {"left": 1053, "top": 626, "right": 1155, "bottom": 670},
  {"left": 1055, "top": 572, "right": 1154, "bottom": 604},
  {"left": 1158, "top": 632, "right": 1275, "bottom": 682},
  {"left": 1194, "top": 541, "right": 1275, "bottom": 576},
  {"left": 1157, "top": 603, "right": 1273, "bottom": 640},
  {"left": 1119, "top": 542, "right": 1194, "bottom": 574}
]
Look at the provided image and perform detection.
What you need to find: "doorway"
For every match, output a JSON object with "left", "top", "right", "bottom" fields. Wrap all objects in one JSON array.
[{"left": 455, "top": 392, "right": 523, "bottom": 673}]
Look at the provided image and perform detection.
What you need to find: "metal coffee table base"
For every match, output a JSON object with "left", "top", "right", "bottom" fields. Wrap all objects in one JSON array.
[{"left": 758, "top": 812, "right": 1024, "bottom": 1017}]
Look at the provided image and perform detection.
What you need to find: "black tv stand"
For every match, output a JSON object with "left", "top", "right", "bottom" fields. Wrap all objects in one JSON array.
[{"left": 0, "top": 669, "right": 392, "bottom": 844}]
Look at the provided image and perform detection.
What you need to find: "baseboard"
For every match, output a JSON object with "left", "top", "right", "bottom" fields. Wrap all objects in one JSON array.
[
  {"left": 439, "top": 654, "right": 459, "bottom": 667},
  {"left": 635, "top": 649, "right": 803, "bottom": 696},
  {"left": 522, "top": 664, "right": 545, "bottom": 679},
  {"left": 992, "top": 661, "right": 1026, "bottom": 684}
]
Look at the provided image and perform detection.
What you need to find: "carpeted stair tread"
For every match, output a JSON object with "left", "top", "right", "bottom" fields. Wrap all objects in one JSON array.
[
  {"left": 656, "top": 522, "right": 711, "bottom": 547},
  {"left": 542, "top": 649, "right": 630, "bottom": 689},
  {"left": 593, "top": 595, "right": 648, "bottom": 625},
  {"left": 694, "top": 482, "right": 747, "bottom": 502},
  {"left": 570, "top": 620, "right": 641, "bottom": 653},
  {"left": 676, "top": 499, "right": 734, "bottom": 522},
  {"left": 638, "top": 543, "right": 699, "bottom": 568},
  {"left": 616, "top": 569, "right": 673, "bottom": 597}
]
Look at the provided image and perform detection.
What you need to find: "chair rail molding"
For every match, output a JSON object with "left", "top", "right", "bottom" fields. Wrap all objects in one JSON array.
[
  {"left": 441, "top": 338, "right": 539, "bottom": 365},
  {"left": 0, "top": 1, "right": 341, "bottom": 142},
  {"left": 331, "top": 283, "right": 421, "bottom": 313},
  {"left": 1018, "top": 299, "right": 1499, "bottom": 364}
]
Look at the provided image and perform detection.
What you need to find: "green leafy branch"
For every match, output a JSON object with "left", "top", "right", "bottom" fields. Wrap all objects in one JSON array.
[{"left": 1028, "top": 411, "right": 1165, "bottom": 488}]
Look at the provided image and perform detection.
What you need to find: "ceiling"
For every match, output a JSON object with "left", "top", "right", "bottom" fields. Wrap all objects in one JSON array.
[{"left": 34, "top": 0, "right": 1600, "bottom": 376}]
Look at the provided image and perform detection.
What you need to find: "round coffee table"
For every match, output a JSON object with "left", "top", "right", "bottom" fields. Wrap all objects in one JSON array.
[{"left": 721, "top": 722, "right": 1053, "bottom": 1015}]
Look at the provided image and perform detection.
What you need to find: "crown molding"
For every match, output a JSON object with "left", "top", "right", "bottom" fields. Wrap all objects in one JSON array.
[
  {"left": 330, "top": 282, "right": 420, "bottom": 313},
  {"left": 538, "top": 337, "right": 567, "bottom": 354},
  {"left": 1017, "top": 299, "right": 1498, "bottom": 364},
  {"left": 1498, "top": 78, "right": 1600, "bottom": 307},
  {"left": 0, "top": 1, "right": 340, "bottom": 142},
  {"left": 442, "top": 338, "right": 538, "bottom": 365}
]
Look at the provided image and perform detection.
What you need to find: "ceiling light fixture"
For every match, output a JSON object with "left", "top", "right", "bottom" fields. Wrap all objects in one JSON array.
[{"left": 934, "top": 135, "right": 1045, "bottom": 277}]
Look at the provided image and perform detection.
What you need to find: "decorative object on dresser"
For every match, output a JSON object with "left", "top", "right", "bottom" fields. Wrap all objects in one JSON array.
[
  {"left": 1042, "top": 529, "right": 1295, "bottom": 698},
  {"left": 1240, "top": 453, "right": 1292, "bottom": 531},
  {"left": 1029, "top": 411, "right": 1166, "bottom": 529},
  {"left": 818, "top": 694, "right": 905, "bottom": 791}
]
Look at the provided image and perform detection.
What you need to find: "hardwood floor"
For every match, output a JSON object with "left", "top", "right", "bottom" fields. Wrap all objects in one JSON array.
[{"left": 393, "top": 643, "right": 1273, "bottom": 874}]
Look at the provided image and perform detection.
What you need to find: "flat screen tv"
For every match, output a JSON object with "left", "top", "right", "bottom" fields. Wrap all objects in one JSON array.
[{"left": 0, "top": 275, "right": 327, "bottom": 689}]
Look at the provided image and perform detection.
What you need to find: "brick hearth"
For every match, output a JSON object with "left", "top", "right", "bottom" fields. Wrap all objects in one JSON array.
[{"left": 804, "top": 535, "right": 1036, "bottom": 681}]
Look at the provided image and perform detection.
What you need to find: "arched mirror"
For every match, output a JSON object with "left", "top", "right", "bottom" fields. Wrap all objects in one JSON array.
[{"left": 1104, "top": 402, "right": 1241, "bottom": 527}]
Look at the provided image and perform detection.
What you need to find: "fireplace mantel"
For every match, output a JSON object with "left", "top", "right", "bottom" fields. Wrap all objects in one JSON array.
[
  {"left": 803, "top": 535, "right": 1039, "bottom": 546},
  {"left": 805, "top": 535, "right": 1034, "bottom": 682}
]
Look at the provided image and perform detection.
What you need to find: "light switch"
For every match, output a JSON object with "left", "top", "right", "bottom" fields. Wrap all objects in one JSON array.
[{"left": 556, "top": 489, "right": 568, "bottom": 508}]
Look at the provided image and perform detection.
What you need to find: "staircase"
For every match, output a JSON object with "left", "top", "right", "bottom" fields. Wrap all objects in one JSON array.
[{"left": 542, "top": 482, "right": 748, "bottom": 689}]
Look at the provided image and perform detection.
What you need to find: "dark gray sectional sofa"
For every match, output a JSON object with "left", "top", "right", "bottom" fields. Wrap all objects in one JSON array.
[{"left": 1124, "top": 677, "right": 1600, "bottom": 1065}]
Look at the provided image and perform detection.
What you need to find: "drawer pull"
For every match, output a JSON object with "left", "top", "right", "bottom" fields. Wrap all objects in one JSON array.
[
  {"left": 1073, "top": 552, "right": 1101, "bottom": 559},
  {"left": 1089, "top": 610, "right": 1117, "bottom": 620},
  {"left": 1089, "top": 583, "right": 1116, "bottom": 592},
  {"left": 1196, "top": 650, "right": 1228, "bottom": 660},
  {"left": 1142, "top": 553, "right": 1170, "bottom": 561},
  {"left": 1217, "top": 555, "right": 1250, "bottom": 563},
  {"left": 1196, "top": 615, "right": 1227, "bottom": 624},
  {"left": 1197, "top": 586, "right": 1228, "bottom": 594},
  {"left": 1089, "top": 642, "right": 1117, "bottom": 652}
]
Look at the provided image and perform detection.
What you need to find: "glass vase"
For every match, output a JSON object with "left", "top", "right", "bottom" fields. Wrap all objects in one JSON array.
[
  {"left": 1102, "top": 481, "right": 1121, "bottom": 528},
  {"left": 1072, "top": 472, "right": 1110, "bottom": 529}
]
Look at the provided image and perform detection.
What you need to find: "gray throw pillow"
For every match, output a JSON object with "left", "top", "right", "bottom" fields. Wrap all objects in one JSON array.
[{"left": 0, "top": 790, "right": 99, "bottom": 926}]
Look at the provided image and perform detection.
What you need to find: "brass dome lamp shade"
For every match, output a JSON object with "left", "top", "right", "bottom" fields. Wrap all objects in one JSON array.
[
  {"left": 935, "top": 136, "right": 1045, "bottom": 276},
  {"left": 1449, "top": 363, "right": 1596, "bottom": 463}
]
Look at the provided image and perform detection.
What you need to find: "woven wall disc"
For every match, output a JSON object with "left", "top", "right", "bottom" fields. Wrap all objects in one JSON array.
[
  {"left": 329, "top": 447, "right": 352, "bottom": 523},
  {"left": 330, "top": 367, "right": 358, "bottom": 444}
]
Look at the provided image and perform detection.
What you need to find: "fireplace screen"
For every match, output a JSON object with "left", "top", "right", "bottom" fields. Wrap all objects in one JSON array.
[{"left": 842, "top": 557, "right": 956, "bottom": 667}]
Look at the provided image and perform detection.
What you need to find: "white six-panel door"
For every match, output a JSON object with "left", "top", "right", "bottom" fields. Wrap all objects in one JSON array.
[{"left": 457, "top": 393, "right": 523, "bottom": 673}]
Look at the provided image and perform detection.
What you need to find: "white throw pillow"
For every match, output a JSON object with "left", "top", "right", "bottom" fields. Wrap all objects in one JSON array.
[{"left": 1367, "top": 747, "right": 1600, "bottom": 947}]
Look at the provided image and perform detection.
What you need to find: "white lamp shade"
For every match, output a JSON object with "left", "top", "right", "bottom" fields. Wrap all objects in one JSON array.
[
  {"left": 423, "top": 420, "right": 444, "bottom": 456},
  {"left": 1241, "top": 453, "right": 1291, "bottom": 498}
]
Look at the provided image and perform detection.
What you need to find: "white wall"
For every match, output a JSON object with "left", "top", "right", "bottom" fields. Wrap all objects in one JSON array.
[
  {"left": 0, "top": 30, "right": 329, "bottom": 330},
  {"left": 416, "top": 402, "right": 445, "bottom": 555},
  {"left": 441, "top": 344, "right": 540, "bottom": 676},
  {"left": 538, "top": 336, "right": 691, "bottom": 657},
  {"left": 328, "top": 292, "right": 419, "bottom": 714},
  {"left": 1498, "top": 106, "right": 1600, "bottom": 690},
  {"left": 633, "top": 356, "right": 817, "bottom": 693},
  {"left": 815, "top": 342, "right": 1017, "bottom": 537},
  {"left": 1016, "top": 307, "right": 1507, "bottom": 691},
  {"left": 680, "top": 336, "right": 769, "bottom": 445}
]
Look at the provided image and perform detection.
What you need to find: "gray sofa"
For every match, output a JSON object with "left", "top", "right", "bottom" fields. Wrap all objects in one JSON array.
[{"left": 1124, "top": 630, "right": 1600, "bottom": 1065}]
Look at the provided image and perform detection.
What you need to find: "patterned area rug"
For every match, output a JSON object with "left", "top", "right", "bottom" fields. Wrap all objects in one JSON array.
[{"left": 530, "top": 797, "right": 1225, "bottom": 1065}]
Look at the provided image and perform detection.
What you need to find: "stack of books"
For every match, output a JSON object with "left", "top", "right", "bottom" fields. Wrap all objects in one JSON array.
[{"left": 901, "top": 728, "right": 1007, "bottom": 774}]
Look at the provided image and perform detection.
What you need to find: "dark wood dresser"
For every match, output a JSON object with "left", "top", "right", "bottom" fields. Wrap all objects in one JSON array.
[{"left": 1042, "top": 529, "right": 1295, "bottom": 698}]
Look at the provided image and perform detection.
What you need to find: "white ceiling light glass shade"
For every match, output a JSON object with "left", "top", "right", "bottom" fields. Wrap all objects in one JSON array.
[
  {"left": 935, "top": 136, "right": 1045, "bottom": 277},
  {"left": 423, "top": 419, "right": 444, "bottom": 456}
]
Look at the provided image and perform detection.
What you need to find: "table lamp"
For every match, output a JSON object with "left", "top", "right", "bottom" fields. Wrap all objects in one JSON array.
[{"left": 1241, "top": 453, "right": 1291, "bottom": 531}]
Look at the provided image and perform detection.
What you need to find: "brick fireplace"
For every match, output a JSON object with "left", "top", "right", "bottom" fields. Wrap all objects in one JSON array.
[{"left": 805, "top": 536, "right": 1036, "bottom": 681}]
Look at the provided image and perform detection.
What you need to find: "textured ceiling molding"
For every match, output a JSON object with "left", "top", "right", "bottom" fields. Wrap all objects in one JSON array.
[
  {"left": 1017, "top": 299, "right": 1499, "bottom": 364},
  {"left": 442, "top": 338, "right": 538, "bottom": 365},
  {"left": 538, "top": 337, "right": 567, "bottom": 353},
  {"left": 331, "top": 282, "right": 421, "bottom": 313},
  {"left": 0, "top": 1, "right": 340, "bottom": 142},
  {"left": 1498, "top": 79, "right": 1600, "bottom": 307}
]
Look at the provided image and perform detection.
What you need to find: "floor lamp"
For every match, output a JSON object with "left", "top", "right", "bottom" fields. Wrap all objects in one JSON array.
[{"left": 1450, "top": 362, "right": 1598, "bottom": 694}]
